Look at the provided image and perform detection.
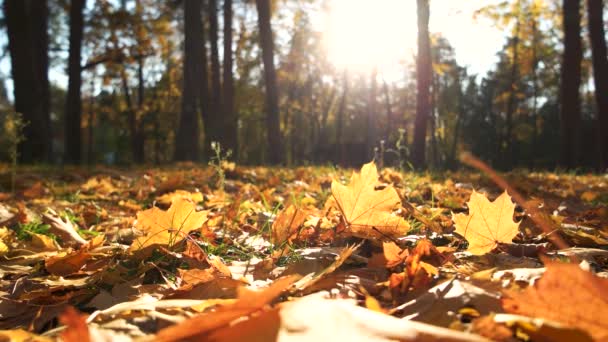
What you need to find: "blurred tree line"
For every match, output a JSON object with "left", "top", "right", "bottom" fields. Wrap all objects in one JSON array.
[{"left": 0, "top": 0, "right": 606, "bottom": 171}]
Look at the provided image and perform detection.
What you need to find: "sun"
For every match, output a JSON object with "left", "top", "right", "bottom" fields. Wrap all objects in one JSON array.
[{"left": 323, "top": 0, "right": 417, "bottom": 78}]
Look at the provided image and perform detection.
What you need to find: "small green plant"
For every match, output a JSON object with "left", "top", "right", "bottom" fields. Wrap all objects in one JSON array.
[
  {"left": 3, "top": 112, "right": 28, "bottom": 193},
  {"left": 385, "top": 128, "right": 413, "bottom": 171},
  {"left": 14, "top": 221, "right": 55, "bottom": 241},
  {"left": 208, "top": 141, "right": 233, "bottom": 191}
]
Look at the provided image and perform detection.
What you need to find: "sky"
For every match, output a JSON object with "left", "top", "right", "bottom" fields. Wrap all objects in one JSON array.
[
  {"left": 0, "top": 0, "right": 507, "bottom": 96},
  {"left": 323, "top": 0, "right": 505, "bottom": 80}
]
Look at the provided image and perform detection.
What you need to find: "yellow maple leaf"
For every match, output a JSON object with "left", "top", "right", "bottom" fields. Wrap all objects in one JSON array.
[
  {"left": 130, "top": 198, "right": 209, "bottom": 256},
  {"left": 453, "top": 190, "right": 520, "bottom": 255},
  {"left": 331, "top": 161, "right": 409, "bottom": 239}
]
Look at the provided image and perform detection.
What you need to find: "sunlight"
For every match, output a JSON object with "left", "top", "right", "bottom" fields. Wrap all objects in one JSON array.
[{"left": 324, "top": 0, "right": 417, "bottom": 79}]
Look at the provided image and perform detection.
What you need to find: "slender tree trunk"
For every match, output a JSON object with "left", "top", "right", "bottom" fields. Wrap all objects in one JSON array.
[
  {"left": 64, "top": 0, "right": 85, "bottom": 164},
  {"left": 587, "top": 0, "right": 608, "bottom": 170},
  {"left": 87, "top": 77, "right": 95, "bottom": 165},
  {"left": 133, "top": 57, "right": 145, "bottom": 163},
  {"left": 336, "top": 71, "right": 348, "bottom": 165},
  {"left": 4, "top": 0, "right": 52, "bottom": 163},
  {"left": 367, "top": 68, "right": 378, "bottom": 161},
  {"left": 222, "top": 0, "right": 237, "bottom": 158},
  {"left": 175, "top": 0, "right": 203, "bottom": 161},
  {"left": 412, "top": 0, "right": 432, "bottom": 169},
  {"left": 255, "top": 0, "right": 282, "bottom": 164},
  {"left": 559, "top": 0, "right": 582, "bottom": 169},
  {"left": 504, "top": 7, "right": 521, "bottom": 169},
  {"left": 206, "top": 0, "right": 222, "bottom": 157},
  {"left": 382, "top": 78, "right": 394, "bottom": 143},
  {"left": 531, "top": 12, "right": 539, "bottom": 169}
]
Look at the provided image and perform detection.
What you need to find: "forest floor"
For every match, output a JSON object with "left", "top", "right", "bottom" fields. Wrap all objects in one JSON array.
[{"left": 0, "top": 162, "right": 606, "bottom": 341}]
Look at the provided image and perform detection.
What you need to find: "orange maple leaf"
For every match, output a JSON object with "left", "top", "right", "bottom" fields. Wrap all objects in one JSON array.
[
  {"left": 502, "top": 261, "right": 608, "bottom": 341},
  {"left": 453, "top": 190, "right": 520, "bottom": 255},
  {"left": 331, "top": 161, "right": 409, "bottom": 240},
  {"left": 129, "top": 198, "right": 209, "bottom": 256}
]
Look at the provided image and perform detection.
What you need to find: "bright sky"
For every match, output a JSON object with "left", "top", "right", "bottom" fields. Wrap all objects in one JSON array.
[
  {"left": 0, "top": 0, "right": 506, "bottom": 96},
  {"left": 323, "top": 0, "right": 505, "bottom": 80}
]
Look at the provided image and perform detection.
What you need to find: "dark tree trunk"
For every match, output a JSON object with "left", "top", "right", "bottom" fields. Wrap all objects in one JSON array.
[
  {"left": 64, "top": 0, "right": 85, "bottom": 164},
  {"left": 133, "top": 57, "right": 145, "bottom": 163},
  {"left": 366, "top": 68, "right": 378, "bottom": 161},
  {"left": 504, "top": 9, "right": 521, "bottom": 169},
  {"left": 587, "top": 0, "right": 608, "bottom": 170},
  {"left": 175, "top": 0, "right": 204, "bottom": 161},
  {"left": 222, "top": 0, "right": 237, "bottom": 158},
  {"left": 255, "top": 0, "right": 282, "bottom": 164},
  {"left": 412, "top": 0, "right": 432, "bottom": 169},
  {"left": 382, "top": 78, "right": 394, "bottom": 143},
  {"left": 336, "top": 71, "right": 348, "bottom": 166},
  {"left": 4, "top": 0, "right": 52, "bottom": 163},
  {"left": 206, "top": 0, "right": 222, "bottom": 157},
  {"left": 559, "top": 0, "right": 582, "bottom": 169}
]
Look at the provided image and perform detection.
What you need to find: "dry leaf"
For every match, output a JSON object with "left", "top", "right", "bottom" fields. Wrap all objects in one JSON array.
[
  {"left": 453, "top": 191, "right": 520, "bottom": 255},
  {"left": 59, "top": 307, "right": 90, "bottom": 342},
  {"left": 156, "top": 275, "right": 300, "bottom": 342},
  {"left": 331, "top": 161, "right": 409, "bottom": 239},
  {"left": 271, "top": 204, "right": 308, "bottom": 245},
  {"left": 156, "top": 190, "right": 203, "bottom": 206},
  {"left": 368, "top": 241, "right": 408, "bottom": 268},
  {"left": 129, "top": 198, "right": 209, "bottom": 256},
  {"left": 502, "top": 261, "right": 608, "bottom": 341},
  {"left": 45, "top": 249, "right": 91, "bottom": 276}
]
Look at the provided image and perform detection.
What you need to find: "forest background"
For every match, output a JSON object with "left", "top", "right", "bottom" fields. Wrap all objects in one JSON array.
[{"left": 0, "top": 0, "right": 606, "bottom": 172}]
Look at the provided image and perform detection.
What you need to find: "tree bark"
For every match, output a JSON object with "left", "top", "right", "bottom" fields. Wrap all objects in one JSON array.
[
  {"left": 587, "top": 0, "right": 608, "bottom": 170},
  {"left": 206, "top": 0, "right": 222, "bottom": 157},
  {"left": 4, "top": 0, "right": 52, "bottom": 163},
  {"left": 559, "top": 0, "right": 582, "bottom": 169},
  {"left": 175, "top": 0, "right": 204, "bottom": 161},
  {"left": 336, "top": 71, "right": 348, "bottom": 165},
  {"left": 255, "top": 0, "right": 282, "bottom": 164},
  {"left": 367, "top": 68, "right": 378, "bottom": 161},
  {"left": 412, "top": 0, "right": 432, "bottom": 169},
  {"left": 504, "top": 5, "right": 521, "bottom": 169},
  {"left": 223, "top": 0, "right": 237, "bottom": 158},
  {"left": 64, "top": 0, "right": 85, "bottom": 164}
]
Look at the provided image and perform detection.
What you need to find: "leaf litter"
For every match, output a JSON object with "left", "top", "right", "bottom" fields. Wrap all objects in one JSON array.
[{"left": 0, "top": 161, "right": 606, "bottom": 340}]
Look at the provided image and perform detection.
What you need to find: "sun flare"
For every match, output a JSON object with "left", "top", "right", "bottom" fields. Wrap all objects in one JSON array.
[{"left": 324, "top": 0, "right": 417, "bottom": 78}]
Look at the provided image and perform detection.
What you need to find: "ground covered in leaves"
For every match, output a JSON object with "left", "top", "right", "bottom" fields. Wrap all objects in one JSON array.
[{"left": 0, "top": 162, "right": 607, "bottom": 341}]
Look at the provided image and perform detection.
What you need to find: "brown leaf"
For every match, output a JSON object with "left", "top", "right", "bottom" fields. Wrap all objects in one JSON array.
[
  {"left": 156, "top": 275, "right": 300, "bottom": 342},
  {"left": 59, "top": 307, "right": 90, "bottom": 342},
  {"left": 271, "top": 204, "right": 308, "bottom": 245},
  {"left": 129, "top": 198, "right": 209, "bottom": 257},
  {"left": 45, "top": 249, "right": 91, "bottom": 276},
  {"left": 502, "top": 261, "right": 608, "bottom": 341},
  {"left": 453, "top": 191, "right": 520, "bottom": 255},
  {"left": 331, "top": 161, "right": 409, "bottom": 240},
  {"left": 368, "top": 241, "right": 408, "bottom": 268}
]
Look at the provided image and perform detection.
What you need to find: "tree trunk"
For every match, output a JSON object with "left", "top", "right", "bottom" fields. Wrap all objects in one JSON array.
[
  {"left": 412, "top": 0, "right": 432, "bottom": 169},
  {"left": 504, "top": 6, "right": 521, "bottom": 169},
  {"left": 255, "top": 0, "right": 282, "bottom": 164},
  {"left": 4, "top": 0, "right": 52, "bottom": 163},
  {"left": 133, "top": 57, "right": 145, "bottom": 163},
  {"left": 587, "top": 0, "right": 608, "bottom": 170},
  {"left": 382, "top": 78, "right": 394, "bottom": 144},
  {"left": 175, "top": 0, "right": 204, "bottom": 161},
  {"left": 367, "top": 68, "right": 378, "bottom": 161},
  {"left": 206, "top": 0, "right": 222, "bottom": 158},
  {"left": 222, "top": 0, "right": 237, "bottom": 158},
  {"left": 559, "top": 0, "right": 582, "bottom": 169},
  {"left": 336, "top": 71, "right": 348, "bottom": 165},
  {"left": 64, "top": 0, "right": 85, "bottom": 164}
]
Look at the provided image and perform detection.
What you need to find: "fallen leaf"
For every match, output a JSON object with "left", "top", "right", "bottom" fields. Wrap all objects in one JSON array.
[
  {"left": 156, "top": 275, "right": 300, "bottom": 342},
  {"left": 42, "top": 210, "right": 87, "bottom": 247},
  {"left": 453, "top": 191, "right": 520, "bottom": 255},
  {"left": 271, "top": 204, "right": 308, "bottom": 245},
  {"left": 45, "top": 249, "right": 91, "bottom": 276},
  {"left": 129, "top": 198, "right": 209, "bottom": 257},
  {"left": 156, "top": 190, "right": 203, "bottom": 206},
  {"left": 368, "top": 241, "right": 408, "bottom": 268},
  {"left": 59, "top": 307, "right": 90, "bottom": 342},
  {"left": 502, "top": 261, "right": 608, "bottom": 341},
  {"left": 0, "top": 329, "right": 51, "bottom": 342},
  {"left": 331, "top": 161, "right": 409, "bottom": 240}
]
